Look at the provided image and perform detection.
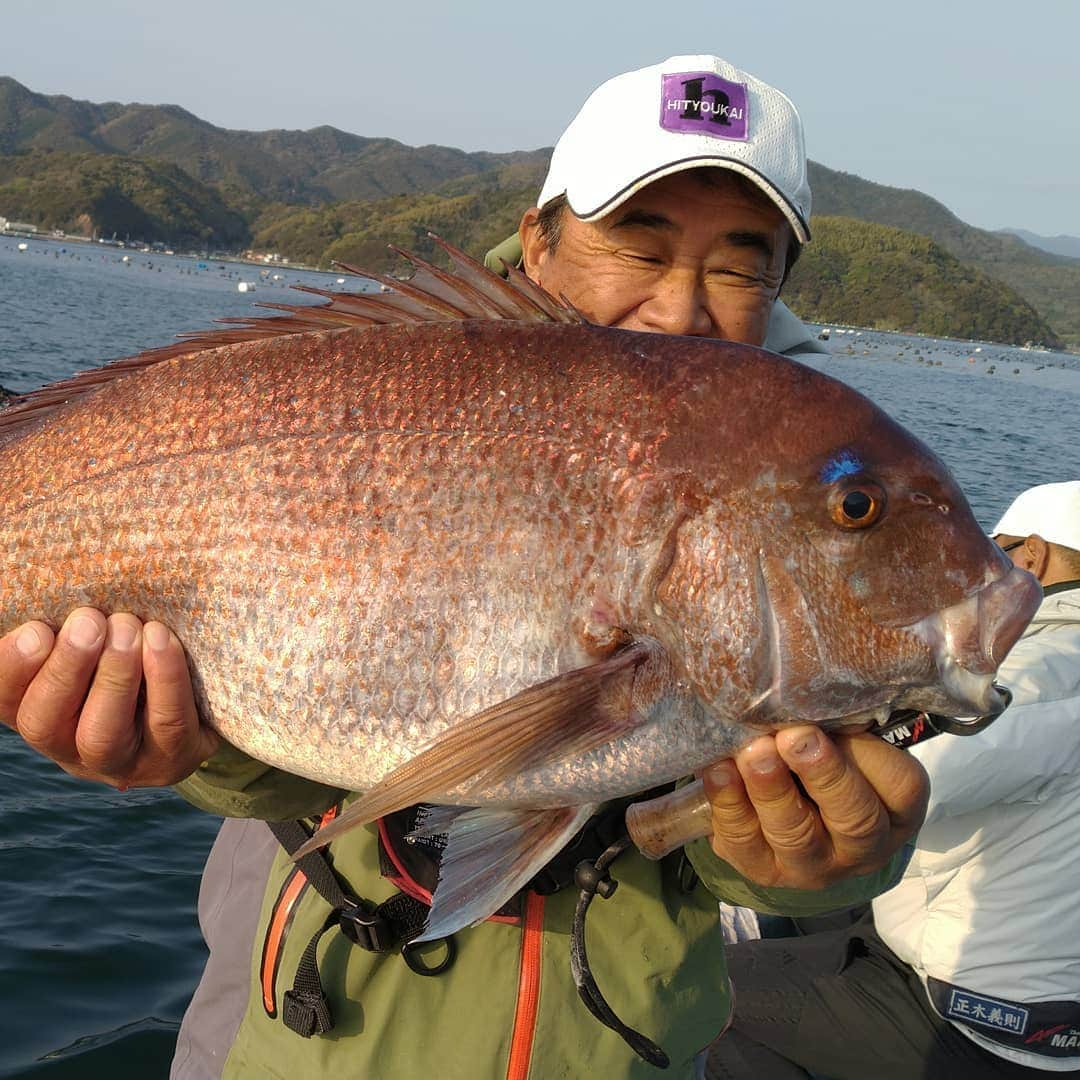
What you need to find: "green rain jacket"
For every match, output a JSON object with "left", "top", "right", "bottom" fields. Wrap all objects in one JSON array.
[
  {"left": 176, "top": 754, "right": 905, "bottom": 1080},
  {"left": 171, "top": 239, "right": 889, "bottom": 1079}
]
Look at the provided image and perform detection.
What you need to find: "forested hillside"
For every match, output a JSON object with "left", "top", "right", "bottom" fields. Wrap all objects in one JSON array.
[
  {"left": 0, "top": 148, "right": 248, "bottom": 247},
  {"left": 249, "top": 167, "right": 545, "bottom": 270},
  {"left": 784, "top": 217, "right": 1056, "bottom": 345},
  {"left": 0, "top": 76, "right": 549, "bottom": 208},
  {"left": 810, "top": 162, "right": 1080, "bottom": 345}
]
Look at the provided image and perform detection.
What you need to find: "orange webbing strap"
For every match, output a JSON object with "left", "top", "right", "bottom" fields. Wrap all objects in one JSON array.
[{"left": 260, "top": 805, "right": 339, "bottom": 1017}]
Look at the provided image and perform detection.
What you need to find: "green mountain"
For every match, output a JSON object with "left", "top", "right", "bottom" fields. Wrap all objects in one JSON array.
[
  {"left": 249, "top": 165, "right": 546, "bottom": 271},
  {"left": 1001, "top": 228, "right": 1080, "bottom": 261},
  {"left": 809, "top": 162, "right": 1080, "bottom": 346},
  {"left": 0, "top": 148, "right": 248, "bottom": 247},
  {"left": 784, "top": 216, "right": 1057, "bottom": 346},
  {"left": 0, "top": 76, "right": 549, "bottom": 209}
]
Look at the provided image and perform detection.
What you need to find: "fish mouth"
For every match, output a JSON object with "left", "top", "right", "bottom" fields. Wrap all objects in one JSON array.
[
  {"left": 903, "top": 565, "right": 1042, "bottom": 717},
  {"left": 821, "top": 682, "right": 1016, "bottom": 741}
]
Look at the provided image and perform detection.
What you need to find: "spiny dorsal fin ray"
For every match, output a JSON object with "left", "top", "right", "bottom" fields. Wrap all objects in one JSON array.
[
  {"left": 251, "top": 301, "right": 384, "bottom": 326},
  {"left": 288, "top": 285, "right": 432, "bottom": 324},
  {"left": 501, "top": 259, "right": 581, "bottom": 323},
  {"left": 385, "top": 245, "right": 513, "bottom": 320},
  {"left": 430, "top": 234, "right": 576, "bottom": 323},
  {"left": 332, "top": 261, "right": 481, "bottom": 320},
  {"left": 0, "top": 236, "right": 580, "bottom": 440}
]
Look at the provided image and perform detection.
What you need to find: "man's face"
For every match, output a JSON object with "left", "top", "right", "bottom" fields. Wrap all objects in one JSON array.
[{"left": 519, "top": 170, "right": 793, "bottom": 346}]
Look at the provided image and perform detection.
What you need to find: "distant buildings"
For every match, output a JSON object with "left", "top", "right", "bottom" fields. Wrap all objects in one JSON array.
[
  {"left": 244, "top": 250, "right": 290, "bottom": 264},
  {"left": 0, "top": 217, "right": 40, "bottom": 236}
]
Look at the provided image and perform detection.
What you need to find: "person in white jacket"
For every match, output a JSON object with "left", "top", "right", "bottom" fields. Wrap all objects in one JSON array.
[{"left": 706, "top": 480, "right": 1080, "bottom": 1079}]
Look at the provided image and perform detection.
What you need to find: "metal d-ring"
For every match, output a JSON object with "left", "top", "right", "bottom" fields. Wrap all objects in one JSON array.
[{"left": 401, "top": 934, "right": 456, "bottom": 976}]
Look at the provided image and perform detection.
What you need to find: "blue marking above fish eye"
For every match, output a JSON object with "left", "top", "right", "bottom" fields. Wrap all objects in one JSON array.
[{"left": 819, "top": 451, "right": 863, "bottom": 485}]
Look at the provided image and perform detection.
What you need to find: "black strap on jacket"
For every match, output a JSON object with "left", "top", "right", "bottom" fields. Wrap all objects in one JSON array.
[
  {"left": 267, "top": 819, "right": 438, "bottom": 1037},
  {"left": 268, "top": 787, "right": 682, "bottom": 1055},
  {"left": 376, "top": 796, "right": 656, "bottom": 898}
]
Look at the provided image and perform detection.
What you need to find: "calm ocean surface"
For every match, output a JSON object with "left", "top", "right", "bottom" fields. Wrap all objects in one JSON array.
[{"left": 2, "top": 232, "right": 1080, "bottom": 1078}]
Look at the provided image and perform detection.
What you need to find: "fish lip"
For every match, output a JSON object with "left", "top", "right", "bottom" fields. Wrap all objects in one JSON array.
[{"left": 904, "top": 566, "right": 1041, "bottom": 715}]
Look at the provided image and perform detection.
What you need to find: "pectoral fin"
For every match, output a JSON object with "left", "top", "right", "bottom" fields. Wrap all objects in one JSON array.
[
  {"left": 411, "top": 803, "right": 597, "bottom": 940},
  {"left": 291, "top": 640, "right": 655, "bottom": 859}
]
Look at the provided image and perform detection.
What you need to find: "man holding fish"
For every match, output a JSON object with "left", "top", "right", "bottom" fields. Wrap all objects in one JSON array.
[{"left": 0, "top": 56, "right": 1037, "bottom": 1078}]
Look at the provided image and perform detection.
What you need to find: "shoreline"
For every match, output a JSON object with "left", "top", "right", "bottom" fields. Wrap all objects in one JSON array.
[
  {"left": 0, "top": 227, "right": 328, "bottom": 275},
  {"left": 807, "top": 329, "right": 1080, "bottom": 397},
  {"left": 814, "top": 323, "right": 1078, "bottom": 357},
  {"left": 5, "top": 232, "right": 1076, "bottom": 354}
]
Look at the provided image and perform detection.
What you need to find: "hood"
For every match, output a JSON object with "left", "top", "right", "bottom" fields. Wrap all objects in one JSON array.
[{"left": 764, "top": 300, "right": 830, "bottom": 358}]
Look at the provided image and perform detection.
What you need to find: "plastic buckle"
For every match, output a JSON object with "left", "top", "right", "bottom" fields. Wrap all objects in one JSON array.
[
  {"left": 338, "top": 898, "right": 397, "bottom": 953},
  {"left": 282, "top": 988, "right": 333, "bottom": 1037}
]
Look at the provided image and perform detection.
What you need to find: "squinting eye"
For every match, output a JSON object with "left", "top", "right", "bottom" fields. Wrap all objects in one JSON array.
[{"left": 829, "top": 482, "right": 886, "bottom": 530}]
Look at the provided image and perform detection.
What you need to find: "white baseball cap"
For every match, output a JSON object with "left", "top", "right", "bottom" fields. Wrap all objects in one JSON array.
[
  {"left": 537, "top": 54, "right": 812, "bottom": 245},
  {"left": 992, "top": 481, "right": 1080, "bottom": 551}
]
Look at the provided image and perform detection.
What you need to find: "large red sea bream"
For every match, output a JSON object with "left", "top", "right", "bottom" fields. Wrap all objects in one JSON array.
[{"left": 0, "top": 240, "right": 1040, "bottom": 938}]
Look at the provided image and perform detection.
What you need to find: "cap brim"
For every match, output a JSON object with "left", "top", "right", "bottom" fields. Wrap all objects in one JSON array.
[{"left": 566, "top": 156, "right": 810, "bottom": 245}]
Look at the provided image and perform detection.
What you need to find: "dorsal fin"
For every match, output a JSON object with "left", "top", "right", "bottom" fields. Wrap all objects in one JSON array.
[{"left": 0, "top": 235, "right": 581, "bottom": 439}]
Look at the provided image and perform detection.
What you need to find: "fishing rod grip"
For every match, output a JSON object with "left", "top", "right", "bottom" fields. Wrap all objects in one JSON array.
[{"left": 625, "top": 779, "right": 713, "bottom": 861}]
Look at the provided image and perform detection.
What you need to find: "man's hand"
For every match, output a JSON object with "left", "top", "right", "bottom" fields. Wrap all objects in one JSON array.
[
  {"left": 701, "top": 726, "right": 928, "bottom": 889},
  {"left": 0, "top": 608, "right": 218, "bottom": 788}
]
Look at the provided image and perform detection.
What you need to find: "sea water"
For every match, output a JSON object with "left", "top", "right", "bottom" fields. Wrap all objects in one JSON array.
[{"left": 1, "top": 233, "right": 1079, "bottom": 1078}]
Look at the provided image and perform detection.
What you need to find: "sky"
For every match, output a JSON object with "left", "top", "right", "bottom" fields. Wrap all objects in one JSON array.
[{"left": 3, "top": 0, "right": 1078, "bottom": 237}]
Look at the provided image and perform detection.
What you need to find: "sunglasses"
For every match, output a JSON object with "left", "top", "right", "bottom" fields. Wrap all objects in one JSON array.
[{"left": 999, "top": 540, "right": 1024, "bottom": 553}]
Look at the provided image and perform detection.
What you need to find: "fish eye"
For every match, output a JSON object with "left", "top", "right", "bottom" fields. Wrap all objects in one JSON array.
[{"left": 829, "top": 482, "right": 886, "bottom": 530}]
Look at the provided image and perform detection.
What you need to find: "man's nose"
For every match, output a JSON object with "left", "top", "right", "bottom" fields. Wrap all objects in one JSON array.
[{"left": 637, "top": 271, "right": 713, "bottom": 336}]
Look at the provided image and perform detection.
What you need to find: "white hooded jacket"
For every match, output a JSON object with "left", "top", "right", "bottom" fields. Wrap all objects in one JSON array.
[{"left": 874, "top": 582, "right": 1080, "bottom": 1070}]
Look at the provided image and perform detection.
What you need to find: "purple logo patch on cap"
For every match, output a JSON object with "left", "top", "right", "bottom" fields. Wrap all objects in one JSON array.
[{"left": 659, "top": 71, "right": 749, "bottom": 140}]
